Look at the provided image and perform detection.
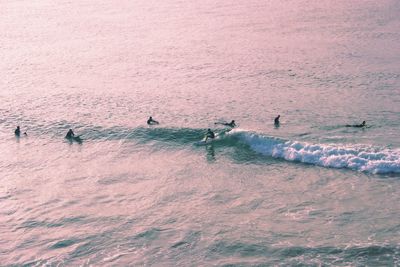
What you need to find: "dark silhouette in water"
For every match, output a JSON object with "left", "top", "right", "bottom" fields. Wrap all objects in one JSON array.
[
  {"left": 274, "top": 115, "right": 280, "bottom": 126},
  {"left": 147, "top": 116, "right": 159, "bottom": 125},
  {"left": 346, "top": 121, "right": 366, "bottom": 128},
  {"left": 14, "top": 126, "right": 20, "bottom": 137},
  {"left": 215, "top": 120, "right": 236, "bottom": 128},
  {"left": 65, "top": 129, "right": 82, "bottom": 143},
  {"left": 65, "top": 129, "right": 75, "bottom": 139},
  {"left": 205, "top": 129, "right": 215, "bottom": 142}
]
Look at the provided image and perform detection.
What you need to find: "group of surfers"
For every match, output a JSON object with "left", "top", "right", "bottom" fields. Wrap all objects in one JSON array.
[
  {"left": 148, "top": 115, "right": 366, "bottom": 142},
  {"left": 13, "top": 115, "right": 367, "bottom": 142}
]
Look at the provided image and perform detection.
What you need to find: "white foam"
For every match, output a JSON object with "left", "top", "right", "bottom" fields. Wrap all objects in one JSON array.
[{"left": 230, "top": 129, "right": 400, "bottom": 174}]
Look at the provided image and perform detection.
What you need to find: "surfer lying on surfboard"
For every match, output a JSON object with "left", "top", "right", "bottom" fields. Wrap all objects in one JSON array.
[
  {"left": 346, "top": 121, "right": 366, "bottom": 128},
  {"left": 215, "top": 120, "right": 236, "bottom": 128}
]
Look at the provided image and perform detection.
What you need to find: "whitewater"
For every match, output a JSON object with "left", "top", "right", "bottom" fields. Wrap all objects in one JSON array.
[
  {"left": 231, "top": 129, "right": 400, "bottom": 174},
  {"left": 1, "top": 0, "right": 400, "bottom": 265}
]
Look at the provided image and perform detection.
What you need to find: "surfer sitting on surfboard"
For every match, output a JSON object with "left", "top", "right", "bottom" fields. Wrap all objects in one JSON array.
[
  {"left": 15, "top": 126, "right": 28, "bottom": 137},
  {"left": 65, "top": 129, "right": 82, "bottom": 143},
  {"left": 274, "top": 115, "right": 280, "bottom": 126},
  {"left": 215, "top": 120, "right": 236, "bottom": 128},
  {"left": 147, "top": 116, "right": 159, "bottom": 125},
  {"left": 205, "top": 129, "right": 215, "bottom": 142},
  {"left": 65, "top": 129, "right": 75, "bottom": 139},
  {"left": 15, "top": 126, "right": 21, "bottom": 137}
]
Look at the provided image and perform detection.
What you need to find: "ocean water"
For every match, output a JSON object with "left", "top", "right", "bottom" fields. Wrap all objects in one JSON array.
[{"left": 1, "top": 0, "right": 400, "bottom": 265}]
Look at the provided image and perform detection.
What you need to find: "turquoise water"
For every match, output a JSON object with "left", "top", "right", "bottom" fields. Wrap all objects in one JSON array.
[{"left": 1, "top": 0, "right": 400, "bottom": 265}]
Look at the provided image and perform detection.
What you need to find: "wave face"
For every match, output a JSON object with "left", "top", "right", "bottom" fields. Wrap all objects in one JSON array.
[{"left": 230, "top": 130, "right": 400, "bottom": 174}]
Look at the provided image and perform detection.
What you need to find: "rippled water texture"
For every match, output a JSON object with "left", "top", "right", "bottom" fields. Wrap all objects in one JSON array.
[{"left": 1, "top": 0, "right": 400, "bottom": 265}]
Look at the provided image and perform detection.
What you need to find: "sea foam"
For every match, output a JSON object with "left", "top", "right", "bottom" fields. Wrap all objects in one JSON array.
[{"left": 230, "top": 130, "right": 400, "bottom": 174}]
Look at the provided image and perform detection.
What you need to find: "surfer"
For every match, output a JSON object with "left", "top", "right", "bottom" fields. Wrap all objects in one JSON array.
[
  {"left": 215, "top": 120, "right": 236, "bottom": 128},
  {"left": 346, "top": 121, "right": 366, "bottom": 128},
  {"left": 205, "top": 129, "right": 215, "bottom": 142},
  {"left": 147, "top": 116, "right": 159, "bottom": 125},
  {"left": 14, "top": 126, "right": 20, "bottom": 137},
  {"left": 65, "top": 129, "right": 75, "bottom": 139},
  {"left": 65, "top": 129, "right": 82, "bottom": 143},
  {"left": 274, "top": 115, "right": 280, "bottom": 126}
]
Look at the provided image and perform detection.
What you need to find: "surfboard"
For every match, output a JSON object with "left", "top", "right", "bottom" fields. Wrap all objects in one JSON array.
[
  {"left": 194, "top": 140, "right": 209, "bottom": 146},
  {"left": 194, "top": 132, "right": 223, "bottom": 146},
  {"left": 66, "top": 135, "right": 82, "bottom": 143},
  {"left": 73, "top": 136, "right": 82, "bottom": 143}
]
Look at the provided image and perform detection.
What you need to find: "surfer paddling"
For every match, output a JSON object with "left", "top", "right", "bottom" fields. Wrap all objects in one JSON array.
[
  {"left": 346, "top": 121, "right": 366, "bottom": 128},
  {"left": 215, "top": 120, "right": 236, "bottom": 128}
]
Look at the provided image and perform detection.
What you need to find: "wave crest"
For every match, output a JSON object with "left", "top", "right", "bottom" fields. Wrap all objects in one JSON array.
[{"left": 231, "top": 130, "right": 400, "bottom": 174}]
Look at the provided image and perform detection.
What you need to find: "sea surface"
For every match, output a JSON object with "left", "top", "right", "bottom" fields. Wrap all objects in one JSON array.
[{"left": 1, "top": 0, "right": 400, "bottom": 265}]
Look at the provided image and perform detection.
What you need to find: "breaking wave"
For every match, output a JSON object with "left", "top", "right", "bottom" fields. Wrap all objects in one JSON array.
[{"left": 230, "top": 129, "right": 400, "bottom": 174}]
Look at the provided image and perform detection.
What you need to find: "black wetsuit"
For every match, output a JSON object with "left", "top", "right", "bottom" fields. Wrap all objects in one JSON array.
[
  {"left": 206, "top": 130, "right": 215, "bottom": 140},
  {"left": 66, "top": 130, "right": 75, "bottom": 139},
  {"left": 216, "top": 121, "right": 236, "bottom": 127}
]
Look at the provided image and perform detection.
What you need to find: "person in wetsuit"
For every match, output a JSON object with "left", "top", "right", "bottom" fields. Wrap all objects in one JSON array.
[
  {"left": 147, "top": 116, "right": 159, "bottom": 125},
  {"left": 14, "top": 126, "right": 21, "bottom": 137},
  {"left": 205, "top": 128, "right": 215, "bottom": 142},
  {"left": 274, "top": 115, "right": 280, "bottom": 126},
  {"left": 65, "top": 129, "right": 75, "bottom": 139},
  {"left": 346, "top": 121, "right": 366, "bottom": 128},
  {"left": 215, "top": 120, "right": 236, "bottom": 128}
]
